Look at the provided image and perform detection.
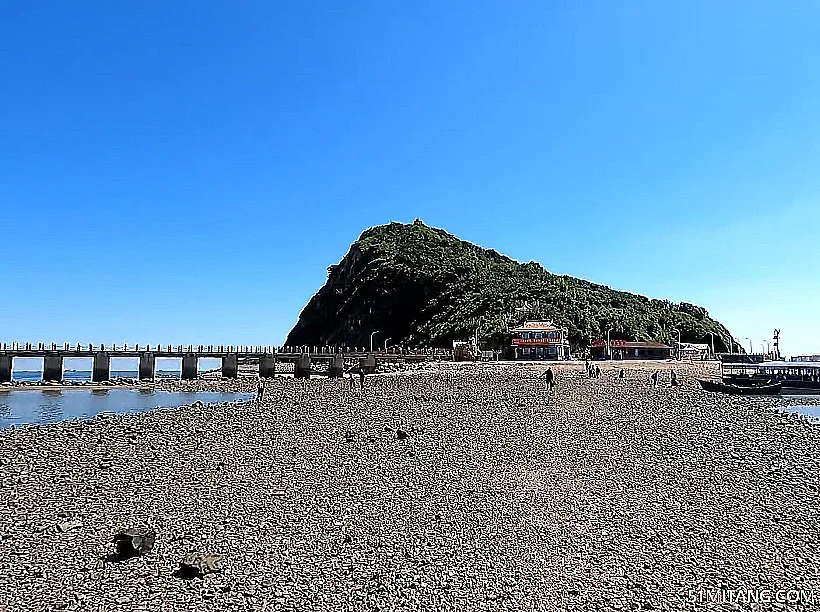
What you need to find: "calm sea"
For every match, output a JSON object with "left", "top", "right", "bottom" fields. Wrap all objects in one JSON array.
[
  {"left": 11, "top": 370, "right": 186, "bottom": 382},
  {"left": 781, "top": 395, "right": 820, "bottom": 422},
  {"left": 0, "top": 388, "right": 252, "bottom": 429}
]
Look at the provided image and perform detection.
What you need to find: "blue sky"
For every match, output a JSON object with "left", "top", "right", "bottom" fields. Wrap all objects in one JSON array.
[{"left": 2, "top": 1, "right": 818, "bottom": 357}]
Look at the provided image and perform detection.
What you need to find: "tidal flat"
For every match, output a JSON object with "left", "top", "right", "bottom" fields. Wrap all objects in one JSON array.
[{"left": 1, "top": 362, "right": 818, "bottom": 611}]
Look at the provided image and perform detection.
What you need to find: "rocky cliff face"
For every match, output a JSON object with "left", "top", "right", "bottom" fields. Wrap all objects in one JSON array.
[{"left": 285, "top": 220, "right": 735, "bottom": 350}]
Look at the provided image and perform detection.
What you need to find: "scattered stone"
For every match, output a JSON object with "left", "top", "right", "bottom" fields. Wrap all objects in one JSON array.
[
  {"left": 396, "top": 429, "right": 409, "bottom": 440},
  {"left": 1, "top": 362, "right": 819, "bottom": 610},
  {"left": 176, "top": 553, "right": 223, "bottom": 579},
  {"left": 113, "top": 527, "right": 156, "bottom": 559},
  {"left": 56, "top": 520, "right": 84, "bottom": 533}
]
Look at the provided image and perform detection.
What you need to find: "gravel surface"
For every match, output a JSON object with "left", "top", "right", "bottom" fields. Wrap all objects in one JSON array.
[{"left": 1, "top": 362, "right": 819, "bottom": 611}]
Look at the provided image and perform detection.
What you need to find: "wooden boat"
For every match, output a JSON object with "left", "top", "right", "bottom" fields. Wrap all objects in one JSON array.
[
  {"left": 778, "top": 383, "right": 820, "bottom": 395},
  {"left": 722, "top": 375, "right": 773, "bottom": 387},
  {"left": 698, "top": 379, "right": 782, "bottom": 395},
  {"left": 721, "top": 361, "right": 820, "bottom": 394}
]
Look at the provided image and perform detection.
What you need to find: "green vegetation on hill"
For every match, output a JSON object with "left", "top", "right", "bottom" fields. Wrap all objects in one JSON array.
[{"left": 285, "top": 220, "right": 737, "bottom": 352}]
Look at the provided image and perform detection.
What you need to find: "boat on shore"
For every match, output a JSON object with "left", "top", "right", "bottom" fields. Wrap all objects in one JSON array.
[
  {"left": 698, "top": 379, "right": 782, "bottom": 395},
  {"left": 722, "top": 374, "right": 773, "bottom": 387},
  {"left": 721, "top": 360, "right": 820, "bottom": 395}
]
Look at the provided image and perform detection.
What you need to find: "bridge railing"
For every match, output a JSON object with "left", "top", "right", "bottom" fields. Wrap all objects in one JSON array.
[{"left": 1, "top": 342, "right": 454, "bottom": 358}]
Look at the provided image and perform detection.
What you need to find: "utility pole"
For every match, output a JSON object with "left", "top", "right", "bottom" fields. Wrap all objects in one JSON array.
[{"left": 773, "top": 329, "right": 781, "bottom": 360}]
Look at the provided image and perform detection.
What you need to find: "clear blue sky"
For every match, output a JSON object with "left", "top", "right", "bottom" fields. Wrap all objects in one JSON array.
[{"left": 2, "top": 1, "right": 818, "bottom": 357}]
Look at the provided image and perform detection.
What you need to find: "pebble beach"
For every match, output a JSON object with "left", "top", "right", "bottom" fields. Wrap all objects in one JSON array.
[{"left": 1, "top": 361, "right": 819, "bottom": 611}]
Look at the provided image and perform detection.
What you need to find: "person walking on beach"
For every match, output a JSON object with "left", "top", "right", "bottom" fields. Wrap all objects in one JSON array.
[
  {"left": 619, "top": 368, "right": 625, "bottom": 382},
  {"left": 595, "top": 365, "right": 601, "bottom": 379},
  {"left": 650, "top": 370, "right": 659, "bottom": 388},
  {"left": 541, "top": 367, "right": 555, "bottom": 392},
  {"left": 671, "top": 370, "right": 680, "bottom": 390},
  {"left": 358, "top": 366, "right": 366, "bottom": 391},
  {"left": 348, "top": 370, "right": 357, "bottom": 392},
  {"left": 257, "top": 379, "right": 265, "bottom": 401}
]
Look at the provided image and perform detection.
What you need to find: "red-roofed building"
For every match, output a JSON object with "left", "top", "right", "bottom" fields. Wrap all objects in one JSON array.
[{"left": 509, "top": 321, "right": 570, "bottom": 360}]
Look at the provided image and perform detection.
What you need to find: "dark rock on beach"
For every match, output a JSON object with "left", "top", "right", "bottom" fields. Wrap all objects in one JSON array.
[
  {"left": 176, "top": 552, "right": 223, "bottom": 579},
  {"left": 112, "top": 527, "right": 156, "bottom": 559}
]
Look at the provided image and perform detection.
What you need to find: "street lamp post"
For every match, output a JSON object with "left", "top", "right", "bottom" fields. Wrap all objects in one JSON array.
[
  {"left": 672, "top": 329, "right": 681, "bottom": 360},
  {"left": 370, "top": 331, "right": 379, "bottom": 353},
  {"left": 606, "top": 327, "right": 613, "bottom": 360},
  {"left": 384, "top": 338, "right": 391, "bottom": 352},
  {"left": 561, "top": 327, "right": 569, "bottom": 360},
  {"left": 708, "top": 332, "right": 715, "bottom": 358},
  {"left": 746, "top": 338, "right": 753, "bottom": 354}
]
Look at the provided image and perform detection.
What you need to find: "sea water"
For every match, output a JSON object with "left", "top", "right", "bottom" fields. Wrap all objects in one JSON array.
[
  {"left": 0, "top": 388, "right": 252, "bottom": 429},
  {"left": 781, "top": 394, "right": 820, "bottom": 423},
  {"left": 11, "top": 370, "right": 185, "bottom": 382}
]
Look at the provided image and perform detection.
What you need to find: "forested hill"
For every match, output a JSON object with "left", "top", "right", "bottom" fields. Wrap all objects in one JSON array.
[{"left": 285, "top": 220, "right": 735, "bottom": 351}]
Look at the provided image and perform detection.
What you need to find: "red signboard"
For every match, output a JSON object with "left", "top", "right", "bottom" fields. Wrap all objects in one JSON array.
[{"left": 512, "top": 338, "right": 561, "bottom": 345}]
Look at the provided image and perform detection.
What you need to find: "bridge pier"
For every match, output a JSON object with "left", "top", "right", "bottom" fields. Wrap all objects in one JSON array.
[
  {"left": 43, "top": 352, "right": 63, "bottom": 382},
  {"left": 294, "top": 354, "right": 311, "bottom": 379},
  {"left": 259, "top": 355, "right": 275, "bottom": 378},
  {"left": 92, "top": 352, "right": 110, "bottom": 382},
  {"left": 139, "top": 352, "right": 155, "bottom": 380},
  {"left": 329, "top": 354, "right": 344, "bottom": 377},
  {"left": 182, "top": 354, "right": 198, "bottom": 380},
  {"left": 222, "top": 354, "right": 238, "bottom": 378},
  {"left": 0, "top": 355, "right": 12, "bottom": 383}
]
